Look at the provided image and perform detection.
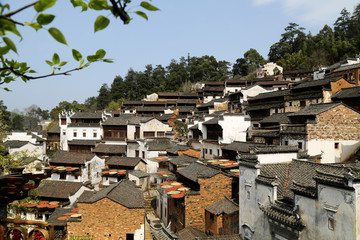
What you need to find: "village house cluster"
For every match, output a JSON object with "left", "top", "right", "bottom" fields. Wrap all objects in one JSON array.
[{"left": 2, "top": 57, "right": 360, "bottom": 240}]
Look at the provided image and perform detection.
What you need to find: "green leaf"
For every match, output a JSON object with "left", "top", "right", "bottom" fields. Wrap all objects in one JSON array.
[
  {"left": 36, "top": 14, "right": 55, "bottom": 25},
  {"left": 59, "top": 61, "right": 67, "bottom": 67},
  {"left": 140, "top": 1, "right": 159, "bottom": 11},
  {"left": 135, "top": 11, "right": 148, "bottom": 20},
  {"left": 52, "top": 53, "right": 60, "bottom": 64},
  {"left": 70, "top": 0, "right": 88, "bottom": 11},
  {"left": 48, "top": 27, "right": 67, "bottom": 45},
  {"left": 88, "top": 0, "right": 109, "bottom": 10},
  {"left": 102, "top": 58, "right": 114, "bottom": 63},
  {"left": 0, "top": 46, "right": 10, "bottom": 55},
  {"left": 72, "top": 49, "right": 82, "bottom": 61},
  {"left": 45, "top": 60, "right": 53, "bottom": 66},
  {"left": 25, "top": 22, "right": 42, "bottom": 31},
  {"left": 86, "top": 55, "right": 99, "bottom": 62},
  {"left": 3, "top": 87, "right": 11, "bottom": 92},
  {"left": 96, "top": 49, "right": 106, "bottom": 59},
  {"left": 34, "top": 0, "right": 56, "bottom": 12},
  {"left": 0, "top": 19, "right": 21, "bottom": 37},
  {"left": 2, "top": 37, "right": 16, "bottom": 53},
  {"left": 94, "top": 15, "right": 110, "bottom": 32}
]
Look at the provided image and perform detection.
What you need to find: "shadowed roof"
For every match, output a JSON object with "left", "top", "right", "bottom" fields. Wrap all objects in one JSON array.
[{"left": 83, "top": 179, "right": 144, "bottom": 208}]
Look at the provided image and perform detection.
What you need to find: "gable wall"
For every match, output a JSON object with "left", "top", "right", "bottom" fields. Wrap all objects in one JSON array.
[
  {"left": 306, "top": 105, "right": 360, "bottom": 163},
  {"left": 68, "top": 198, "right": 144, "bottom": 240},
  {"left": 184, "top": 174, "right": 233, "bottom": 231}
]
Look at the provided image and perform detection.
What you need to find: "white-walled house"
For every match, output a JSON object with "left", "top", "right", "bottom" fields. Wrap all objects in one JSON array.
[
  {"left": 257, "top": 62, "right": 283, "bottom": 78},
  {"left": 49, "top": 151, "right": 105, "bottom": 187},
  {"left": 238, "top": 156, "right": 360, "bottom": 240},
  {"left": 283, "top": 103, "right": 360, "bottom": 163},
  {"left": 3, "top": 140, "right": 46, "bottom": 162},
  {"left": 59, "top": 111, "right": 107, "bottom": 152}
]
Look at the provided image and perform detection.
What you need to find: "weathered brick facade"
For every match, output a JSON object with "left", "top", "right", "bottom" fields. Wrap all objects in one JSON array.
[
  {"left": 67, "top": 198, "right": 144, "bottom": 240},
  {"left": 184, "top": 173, "right": 233, "bottom": 232},
  {"left": 205, "top": 211, "right": 239, "bottom": 235},
  {"left": 307, "top": 104, "right": 360, "bottom": 141}
]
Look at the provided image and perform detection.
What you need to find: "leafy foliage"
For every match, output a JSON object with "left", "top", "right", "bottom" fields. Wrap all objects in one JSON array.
[{"left": 0, "top": 0, "right": 159, "bottom": 89}]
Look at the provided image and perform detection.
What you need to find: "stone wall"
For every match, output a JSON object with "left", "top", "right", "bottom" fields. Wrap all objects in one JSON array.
[
  {"left": 307, "top": 104, "right": 360, "bottom": 141},
  {"left": 184, "top": 174, "right": 233, "bottom": 231},
  {"left": 67, "top": 198, "right": 144, "bottom": 240}
]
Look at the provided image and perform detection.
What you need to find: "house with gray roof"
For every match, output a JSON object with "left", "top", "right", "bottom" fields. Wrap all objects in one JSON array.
[
  {"left": 238, "top": 156, "right": 360, "bottom": 240},
  {"left": 66, "top": 180, "right": 145, "bottom": 240},
  {"left": 49, "top": 151, "right": 105, "bottom": 186},
  {"left": 59, "top": 111, "right": 108, "bottom": 152}
]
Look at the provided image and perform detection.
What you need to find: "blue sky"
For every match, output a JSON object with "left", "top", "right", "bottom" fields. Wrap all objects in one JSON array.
[{"left": 1, "top": 0, "right": 359, "bottom": 112}]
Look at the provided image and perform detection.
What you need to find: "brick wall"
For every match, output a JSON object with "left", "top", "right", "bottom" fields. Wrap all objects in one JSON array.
[
  {"left": 307, "top": 105, "right": 360, "bottom": 141},
  {"left": 184, "top": 174, "right": 233, "bottom": 231},
  {"left": 67, "top": 198, "right": 144, "bottom": 240},
  {"left": 205, "top": 211, "right": 222, "bottom": 235}
]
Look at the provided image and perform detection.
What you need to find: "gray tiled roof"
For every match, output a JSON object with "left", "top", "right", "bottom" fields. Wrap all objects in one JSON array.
[
  {"left": 102, "top": 115, "right": 153, "bottom": 126},
  {"left": 259, "top": 159, "right": 346, "bottom": 199},
  {"left": 84, "top": 180, "right": 144, "bottom": 208},
  {"left": 47, "top": 125, "right": 60, "bottom": 133},
  {"left": 106, "top": 156, "right": 142, "bottom": 167},
  {"left": 50, "top": 151, "right": 95, "bottom": 165},
  {"left": 332, "top": 86, "right": 360, "bottom": 99},
  {"left": 169, "top": 154, "right": 198, "bottom": 167},
  {"left": 178, "top": 227, "right": 207, "bottom": 240},
  {"left": 71, "top": 112, "right": 103, "bottom": 119},
  {"left": 291, "top": 78, "right": 331, "bottom": 90},
  {"left": 260, "top": 112, "right": 292, "bottom": 124},
  {"left": 68, "top": 123, "right": 100, "bottom": 127},
  {"left": 67, "top": 140, "right": 99, "bottom": 146},
  {"left": 205, "top": 196, "right": 239, "bottom": 215},
  {"left": 288, "top": 102, "right": 342, "bottom": 117},
  {"left": 77, "top": 190, "right": 96, "bottom": 203},
  {"left": 248, "top": 89, "right": 290, "bottom": 101},
  {"left": 3, "top": 140, "right": 29, "bottom": 148},
  {"left": 38, "top": 180, "right": 83, "bottom": 199},
  {"left": 129, "top": 170, "right": 149, "bottom": 178},
  {"left": 221, "top": 141, "right": 264, "bottom": 153},
  {"left": 146, "top": 138, "right": 175, "bottom": 151},
  {"left": 47, "top": 208, "right": 77, "bottom": 226},
  {"left": 333, "top": 63, "right": 360, "bottom": 72},
  {"left": 178, "top": 162, "right": 220, "bottom": 182},
  {"left": 92, "top": 144, "right": 126, "bottom": 154},
  {"left": 167, "top": 145, "right": 191, "bottom": 155}
]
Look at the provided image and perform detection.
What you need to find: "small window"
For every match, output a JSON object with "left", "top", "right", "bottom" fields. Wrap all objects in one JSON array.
[
  {"left": 135, "top": 150, "right": 139, "bottom": 157},
  {"left": 73, "top": 132, "right": 77, "bottom": 137},
  {"left": 83, "top": 132, "right": 86, "bottom": 137},
  {"left": 205, "top": 149, "right": 208, "bottom": 154},
  {"left": 247, "top": 190, "right": 250, "bottom": 200},
  {"left": 157, "top": 131, "right": 165, "bottom": 137},
  {"left": 93, "top": 132, "right": 97, "bottom": 138},
  {"left": 288, "top": 102, "right": 292, "bottom": 107},
  {"left": 209, "top": 149, "right": 212, "bottom": 155},
  {"left": 217, "top": 149, "right": 220, "bottom": 156},
  {"left": 300, "top": 100, "right": 306, "bottom": 107},
  {"left": 62, "top": 131, "right": 66, "bottom": 135},
  {"left": 142, "top": 151, "right": 145, "bottom": 159},
  {"left": 328, "top": 218, "right": 335, "bottom": 231},
  {"left": 334, "top": 142, "right": 339, "bottom": 149},
  {"left": 60, "top": 172, "right": 66, "bottom": 180},
  {"left": 253, "top": 123, "right": 259, "bottom": 128},
  {"left": 210, "top": 213, "right": 214, "bottom": 222},
  {"left": 126, "top": 233, "right": 134, "bottom": 240},
  {"left": 284, "top": 141, "right": 288, "bottom": 146},
  {"left": 298, "top": 142, "right": 303, "bottom": 150}
]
